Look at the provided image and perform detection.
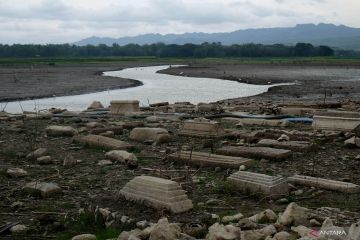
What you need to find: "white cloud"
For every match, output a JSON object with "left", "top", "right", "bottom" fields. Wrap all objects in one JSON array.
[{"left": 0, "top": 0, "right": 359, "bottom": 44}]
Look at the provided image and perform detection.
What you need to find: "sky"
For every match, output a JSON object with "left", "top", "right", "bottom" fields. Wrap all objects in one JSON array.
[{"left": 0, "top": 0, "right": 359, "bottom": 44}]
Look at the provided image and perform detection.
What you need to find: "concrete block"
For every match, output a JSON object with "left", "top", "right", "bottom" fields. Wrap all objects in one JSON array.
[
  {"left": 179, "top": 119, "right": 225, "bottom": 138},
  {"left": 288, "top": 175, "right": 360, "bottom": 193},
  {"left": 228, "top": 171, "right": 288, "bottom": 196},
  {"left": 216, "top": 146, "right": 292, "bottom": 161},
  {"left": 312, "top": 110, "right": 360, "bottom": 132},
  {"left": 257, "top": 139, "right": 312, "bottom": 151},
  {"left": 46, "top": 125, "right": 78, "bottom": 137},
  {"left": 120, "top": 176, "right": 193, "bottom": 214},
  {"left": 168, "top": 151, "right": 253, "bottom": 169},
  {"left": 110, "top": 100, "right": 140, "bottom": 115}
]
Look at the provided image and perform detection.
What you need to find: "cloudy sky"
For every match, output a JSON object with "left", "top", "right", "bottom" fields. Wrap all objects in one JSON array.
[{"left": 0, "top": 0, "right": 359, "bottom": 44}]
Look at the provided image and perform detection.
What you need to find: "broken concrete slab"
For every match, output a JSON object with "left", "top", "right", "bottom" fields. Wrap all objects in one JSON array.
[
  {"left": 236, "top": 118, "right": 289, "bottom": 127},
  {"left": 288, "top": 175, "right": 360, "bottom": 193},
  {"left": 24, "top": 182, "right": 62, "bottom": 198},
  {"left": 120, "top": 175, "right": 193, "bottom": 214},
  {"left": 227, "top": 171, "right": 288, "bottom": 197},
  {"left": 110, "top": 100, "right": 140, "bottom": 115},
  {"left": 130, "top": 127, "right": 171, "bottom": 144},
  {"left": 26, "top": 148, "right": 48, "bottom": 160},
  {"left": 46, "top": 125, "right": 78, "bottom": 137},
  {"left": 74, "top": 134, "right": 133, "bottom": 150},
  {"left": 216, "top": 146, "right": 292, "bottom": 161},
  {"left": 313, "top": 110, "right": 360, "bottom": 132},
  {"left": 257, "top": 139, "right": 312, "bottom": 151},
  {"left": 179, "top": 119, "right": 225, "bottom": 138},
  {"left": 168, "top": 151, "right": 253, "bottom": 169}
]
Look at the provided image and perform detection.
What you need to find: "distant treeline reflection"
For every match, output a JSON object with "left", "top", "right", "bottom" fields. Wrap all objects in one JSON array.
[{"left": 0, "top": 42, "right": 335, "bottom": 58}]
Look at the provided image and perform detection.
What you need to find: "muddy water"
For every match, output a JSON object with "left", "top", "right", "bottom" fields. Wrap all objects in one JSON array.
[{"left": 3, "top": 65, "right": 288, "bottom": 113}]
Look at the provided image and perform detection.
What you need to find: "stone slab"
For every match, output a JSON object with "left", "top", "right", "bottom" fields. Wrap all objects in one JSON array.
[
  {"left": 179, "top": 119, "right": 225, "bottom": 138},
  {"left": 168, "top": 151, "right": 253, "bottom": 168},
  {"left": 288, "top": 175, "right": 360, "bottom": 193},
  {"left": 74, "top": 134, "right": 133, "bottom": 150},
  {"left": 120, "top": 176, "right": 193, "bottom": 214},
  {"left": 216, "top": 146, "right": 292, "bottom": 161},
  {"left": 24, "top": 182, "right": 62, "bottom": 198},
  {"left": 228, "top": 171, "right": 288, "bottom": 196},
  {"left": 46, "top": 125, "right": 78, "bottom": 137},
  {"left": 257, "top": 139, "right": 312, "bottom": 151},
  {"left": 312, "top": 110, "right": 360, "bottom": 131}
]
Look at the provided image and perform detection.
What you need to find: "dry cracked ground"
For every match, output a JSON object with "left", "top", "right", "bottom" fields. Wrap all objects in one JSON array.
[{"left": 0, "top": 100, "right": 360, "bottom": 240}]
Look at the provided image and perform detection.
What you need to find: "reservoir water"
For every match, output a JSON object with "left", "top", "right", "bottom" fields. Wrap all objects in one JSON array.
[{"left": 2, "top": 65, "right": 287, "bottom": 113}]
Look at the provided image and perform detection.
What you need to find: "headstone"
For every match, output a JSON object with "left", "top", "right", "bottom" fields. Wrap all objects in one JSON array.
[
  {"left": 74, "top": 134, "right": 133, "bottom": 150},
  {"left": 120, "top": 176, "right": 193, "bottom": 213},
  {"left": 110, "top": 100, "right": 140, "bottom": 114},
  {"left": 216, "top": 146, "right": 292, "bottom": 161},
  {"left": 312, "top": 110, "right": 360, "bottom": 131},
  {"left": 179, "top": 119, "right": 225, "bottom": 138},
  {"left": 227, "top": 171, "right": 288, "bottom": 196},
  {"left": 288, "top": 175, "right": 360, "bottom": 193},
  {"left": 168, "top": 151, "right": 253, "bottom": 169},
  {"left": 257, "top": 139, "right": 311, "bottom": 151}
]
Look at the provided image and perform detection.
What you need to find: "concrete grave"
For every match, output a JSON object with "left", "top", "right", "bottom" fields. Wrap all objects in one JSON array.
[
  {"left": 168, "top": 151, "right": 253, "bottom": 169},
  {"left": 312, "top": 110, "right": 360, "bottom": 131},
  {"left": 257, "top": 139, "right": 312, "bottom": 151},
  {"left": 120, "top": 175, "right": 193, "bottom": 214},
  {"left": 228, "top": 171, "right": 288, "bottom": 196},
  {"left": 74, "top": 134, "right": 133, "bottom": 150},
  {"left": 179, "top": 119, "right": 225, "bottom": 138},
  {"left": 110, "top": 100, "right": 140, "bottom": 115},
  {"left": 288, "top": 175, "right": 360, "bottom": 193},
  {"left": 216, "top": 146, "right": 292, "bottom": 161}
]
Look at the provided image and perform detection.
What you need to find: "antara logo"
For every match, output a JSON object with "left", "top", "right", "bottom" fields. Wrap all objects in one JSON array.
[{"left": 310, "top": 229, "right": 347, "bottom": 237}]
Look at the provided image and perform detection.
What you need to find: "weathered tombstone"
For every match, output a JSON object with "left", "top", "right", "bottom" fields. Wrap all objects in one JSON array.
[
  {"left": 179, "top": 119, "right": 225, "bottom": 138},
  {"left": 216, "top": 146, "right": 292, "bottom": 161},
  {"left": 74, "top": 134, "right": 133, "bottom": 150},
  {"left": 257, "top": 139, "right": 312, "bottom": 151},
  {"left": 120, "top": 176, "right": 193, "bottom": 213},
  {"left": 110, "top": 100, "right": 140, "bottom": 115},
  {"left": 168, "top": 151, "right": 253, "bottom": 168},
  {"left": 312, "top": 110, "right": 360, "bottom": 131},
  {"left": 287, "top": 175, "right": 360, "bottom": 193},
  {"left": 227, "top": 171, "right": 288, "bottom": 197}
]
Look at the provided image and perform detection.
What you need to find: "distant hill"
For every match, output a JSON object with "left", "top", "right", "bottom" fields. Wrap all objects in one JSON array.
[{"left": 74, "top": 23, "right": 360, "bottom": 50}]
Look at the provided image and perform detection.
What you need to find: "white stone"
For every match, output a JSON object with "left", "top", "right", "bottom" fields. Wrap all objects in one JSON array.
[
  {"left": 105, "top": 150, "right": 137, "bottom": 166},
  {"left": 10, "top": 224, "right": 28, "bottom": 234},
  {"left": 71, "top": 234, "right": 97, "bottom": 240},
  {"left": 46, "top": 125, "right": 78, "bottom": 137},
  {"left": 129, "top": 127, "right": 171, "bottom": 144},
  {"left": 248, "top": 209, "right": 278, "bottom": 223},
  {"left": 149, "top": 218, "right": 181, "bottom": 240},
  {"left": 7, "top": 168, "right": 27, "bottom": 177},
  {"left": 221, "top": 213, "right": 244, "bottom": 223},
  {"left": 206, "top": 223, "right": 241, "bottom": 240},
  {"left": 277, "top": 203, "right": 309, "bottom": 226}
]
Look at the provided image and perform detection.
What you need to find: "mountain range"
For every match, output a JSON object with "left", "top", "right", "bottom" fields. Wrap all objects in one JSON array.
[{"left": 74, "top": 23, "right": 360, "bottom": 50}]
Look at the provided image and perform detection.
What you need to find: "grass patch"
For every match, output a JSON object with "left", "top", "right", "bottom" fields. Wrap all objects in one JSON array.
[
  {"left": 213, "top": 181, "right": 238, "bottom": 195},
  {"left": 56, "top": 213, "right": 122, "bottom": 240}
]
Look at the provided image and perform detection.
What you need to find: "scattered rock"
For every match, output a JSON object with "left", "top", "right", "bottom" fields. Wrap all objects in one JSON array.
[
  {"left": 277, "top": 134, "right": 290, "bottom": 142},
  {"left": 10, "top": 224, "right": 28, "bottom": 234},
  {"left": 88, "top": 101, "right": 104, "bottom": 110},
  {"left": 46, "top": 125, "right": 78, "bottom": 137},
  {"left": 37, "top": 156, "right": 53, "bottom": 165},
  {"left": 63, "top": 154, "right": 77, "bottom": 167},
  {"left": 26, "top": 148, "right": 48, "bottom": 159},
  {"left": 149, "top": 218, "right": 181, "bottom": 240},
  {"left": 221, "top": 213, "right": 244, "bottom": 223},
  {"left": 130, "top": 127, "right": 171, "bottom": 144},
  {"left": 241, "top": 225, "right": 276, "bottom": 240},
  {"left": 277, "top": 202, "right": 309, "bottom": 226},
  {"left": 71, "top": 234, "right": 97, "bottom": 240},
  {"left": 97, "top": 159, "right": 113, "bottom": 166},
  {"left": 7, "top": 168, "right": 28, "bottom": 177},
  {"left": 24, "top": 182, "right": 62, "bottom": 198},
  {"left": 248, "top": 209, "right": 278, "bottom": 223},
  {"left": 105, "top": 150, "right": 138, "bottom": 168},
  {"left": 206, "top": 223, "right": 241, "bottom": 240}
]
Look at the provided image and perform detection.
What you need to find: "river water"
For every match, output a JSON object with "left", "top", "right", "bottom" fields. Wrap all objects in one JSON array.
[{"left": 2, "top": 65, "right": 284, "bottom": 113}]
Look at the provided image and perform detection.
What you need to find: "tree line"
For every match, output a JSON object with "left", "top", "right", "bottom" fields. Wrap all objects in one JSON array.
[{"left": 0, "top": 42, "right": 334, "bottom": 58}]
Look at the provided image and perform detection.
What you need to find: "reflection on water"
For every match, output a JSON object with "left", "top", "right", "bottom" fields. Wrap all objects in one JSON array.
[{"left": 3, "top": 65, "right": 282, "bottom": 113}]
